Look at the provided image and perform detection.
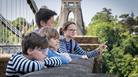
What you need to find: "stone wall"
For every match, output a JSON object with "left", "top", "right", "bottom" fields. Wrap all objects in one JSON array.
[{"left": 21, "top": 59, "right": 117, "bottom": 77}]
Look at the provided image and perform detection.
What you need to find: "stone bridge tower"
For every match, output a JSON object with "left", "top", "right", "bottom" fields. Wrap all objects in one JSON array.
[{"left": 57, "top": 0, "right": 85, "bottom": 35}]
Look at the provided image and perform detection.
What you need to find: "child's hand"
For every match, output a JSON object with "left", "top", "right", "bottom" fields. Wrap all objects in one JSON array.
[
  {"left": 61, "top": 53, "right": 72, "bottom": 62},
  {"left": 99, "top": 44, "right": 107, "bottom": 50},
  {"left": 32, "top": 48, "right": 47, "bottom": 61},
  {"left": 96, "top": 42, "right": 107, "bottom": 55},
  {"left": 81, "top": 55, "right": 88, "bottom": 60}
]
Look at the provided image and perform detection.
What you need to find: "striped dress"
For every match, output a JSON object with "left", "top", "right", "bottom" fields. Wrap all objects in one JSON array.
[
  {"left": 6, "top": 52, "right": 62, "bottom": 77},
  {"left": 59, "top": 38, "right": 100, "bottom": 58}
]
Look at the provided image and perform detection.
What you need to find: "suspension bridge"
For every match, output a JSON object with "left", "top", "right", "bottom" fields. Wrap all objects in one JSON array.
[{"left": 0, "top": 0, "right": 117, "bottom": 77}]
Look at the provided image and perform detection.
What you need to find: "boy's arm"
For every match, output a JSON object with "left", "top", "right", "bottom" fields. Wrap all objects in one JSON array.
[
  {"left": 44, "top": 57, "right": 62, "bottom": 67},
  {"left": 59, "top": 53, "right": 72, "bottom": 64},
  {"left": 8, "top": 55, "right": 45, "bottom": 73}
]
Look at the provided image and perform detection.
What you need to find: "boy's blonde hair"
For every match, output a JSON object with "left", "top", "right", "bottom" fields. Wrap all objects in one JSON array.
[{"left": 39, "top": 27, "right": 59, "bottom": 40}]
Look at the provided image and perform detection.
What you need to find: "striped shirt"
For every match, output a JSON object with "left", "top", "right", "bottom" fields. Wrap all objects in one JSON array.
[
  {"left": 6, "top": 52, "right": 62, "bottom": 77},
  {"left": 59, "top": 38, "right": 100, "bottom": 58}
]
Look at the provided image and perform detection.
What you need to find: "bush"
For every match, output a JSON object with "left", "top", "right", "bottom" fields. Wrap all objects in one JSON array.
[{"left": 86, "top": 9, "right": 138, "bottom": 76}]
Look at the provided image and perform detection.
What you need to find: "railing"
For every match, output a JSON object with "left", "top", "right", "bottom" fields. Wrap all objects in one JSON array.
[
  {"left": 0, "top": 44, "right": 21, "bottom": 54},
  {"left": 0, "top": 14, "right": 22, "bottom": 38},
  {"left": 0, "top": 36, "right": 100, "bottom": 54},
  {"left": 27, "top": 0, "right": 38, "bottom": 14},
  {"left": 0, "top": 0, "right": 36, "bottom": 45}
]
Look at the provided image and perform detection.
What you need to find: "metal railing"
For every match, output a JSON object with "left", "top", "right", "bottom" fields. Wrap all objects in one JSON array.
[
  {"left": 0, "top": 14, "right": 22, "bottom": 38},
  {"left": 0, "top": 44, "right": 21, "bottom": 54}
]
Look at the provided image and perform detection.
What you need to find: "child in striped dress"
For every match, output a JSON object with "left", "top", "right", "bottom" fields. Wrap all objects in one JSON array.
[{"left": 59, "top": 21, "right": 107, "bottom": 58}]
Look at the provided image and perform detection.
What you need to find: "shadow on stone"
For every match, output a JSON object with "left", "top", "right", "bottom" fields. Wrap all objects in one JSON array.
[{"left": 21, "top": 58, "right": 117, "bottom": 77}]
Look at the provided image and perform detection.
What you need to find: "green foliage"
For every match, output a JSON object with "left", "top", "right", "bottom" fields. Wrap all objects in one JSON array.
[
  {"left": 0, "top": 25, "right": 21, "bottom": 44},
  {"left": 53, "top": 17, "right": 59, "bottom": 28},
  {"left": 0, "top": 17, "right": 35, "bottom": 44},
  {"left": 119, "top": 13, "right": 138, "bottom": 33},
  {"left": 86, "top": 8, "right": 138, "bottom": 77},
  {"left": 121, "top": 35, "right": 138, "bottom": 56},
  {"left": 103, "top": 47, "right": 135, "bottom": 77},
  {"left": 12, "top": 17, "right": 28, "bottom": 30},
  {"left": 128, "top": 57, "right": 138, "bottom": 77}
]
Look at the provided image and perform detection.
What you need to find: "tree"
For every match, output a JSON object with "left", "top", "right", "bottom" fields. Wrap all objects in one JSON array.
[
  {"left": 86, "top": 8, "right": 138, "bottom": 77},
  {"left": 91, "top": 8, "right": 113, "bottom": 23},
  {"left": 119, "top": 13, "right": 136, "bottom": 33},
  {"left": 12, "top": 17, "right": 30, "bottom": 31},
  {"left": 12, "top": 17, "right": 32, "bottom": 36},
  {"left": 0, "top": 21, "right": 21, "bottom": 44}
]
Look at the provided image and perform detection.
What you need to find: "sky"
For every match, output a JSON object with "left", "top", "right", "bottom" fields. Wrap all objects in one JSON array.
[{"left": 0, "top": 0, "right": 138, "bottom": 26}]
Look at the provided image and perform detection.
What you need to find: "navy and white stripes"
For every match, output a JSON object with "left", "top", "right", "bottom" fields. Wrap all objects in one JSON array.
[
  {"left": 44, "top": 57, "right": 62, "bottom": 66},
  {"left": 59, "top": 38, "right": 100, "bottom": 58},
  {"left": 6, "top": 52, "right": 62, "bottom": 77}
]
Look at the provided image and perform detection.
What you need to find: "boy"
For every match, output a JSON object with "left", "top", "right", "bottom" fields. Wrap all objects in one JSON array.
[
  {"left": 6, "top": 32, "right": 62, "bottom": 77},
  {"left": 34, "top": 8, "right": 57, "bottom": 33}
]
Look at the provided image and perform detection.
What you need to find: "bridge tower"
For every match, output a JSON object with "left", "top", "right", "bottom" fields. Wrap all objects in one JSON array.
[{"left": 57, "top": 0, "right": 85, "bottom": 35}]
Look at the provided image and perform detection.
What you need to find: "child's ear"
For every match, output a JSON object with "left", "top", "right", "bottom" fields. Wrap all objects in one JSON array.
[{"left": 27, "top": 48, "right": 33, "bottom": 55}]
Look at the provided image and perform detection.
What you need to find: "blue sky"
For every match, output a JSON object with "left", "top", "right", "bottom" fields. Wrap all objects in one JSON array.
[{"left": 0, "top": 0, "right": 138, "bottom": 26}]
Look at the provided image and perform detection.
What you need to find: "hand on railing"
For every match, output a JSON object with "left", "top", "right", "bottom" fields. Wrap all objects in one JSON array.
[
  {"left": 81, "top": 55, "right": 88, "bottom": 60},
  {"left": 96, "top": 42, "right": 107, "bottom": 54},
  {"left": 31, "top": 47, "right": 47, "bottom": 61}
]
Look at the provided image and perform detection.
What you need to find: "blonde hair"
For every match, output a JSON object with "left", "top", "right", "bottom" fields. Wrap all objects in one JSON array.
[{"left": 39, "top": 27, "right": 59, "bottom": 40}]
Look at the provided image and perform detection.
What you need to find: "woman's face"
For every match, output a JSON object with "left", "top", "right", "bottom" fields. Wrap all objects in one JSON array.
[{"left": 64, "top": 24, "right": 77, "bottom": 38}]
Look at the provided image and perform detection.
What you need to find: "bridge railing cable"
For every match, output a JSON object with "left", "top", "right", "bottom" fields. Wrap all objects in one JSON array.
[{"left": 0, "top": 14, "right": 22, "bottom": 38}]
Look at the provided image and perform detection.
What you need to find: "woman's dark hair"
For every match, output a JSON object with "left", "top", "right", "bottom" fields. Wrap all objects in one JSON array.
[
  {"left": 21, "top": 32, "right": 48, "bottom": 55},
  {"left": 35, "top": 8, "right": 57, "bottom": 28},
  {"left": 59, "top": 21, "right": 76, "bottom": 35},
  {"left": 59, "top": 28, "right": 64, "bottom": 35}
]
